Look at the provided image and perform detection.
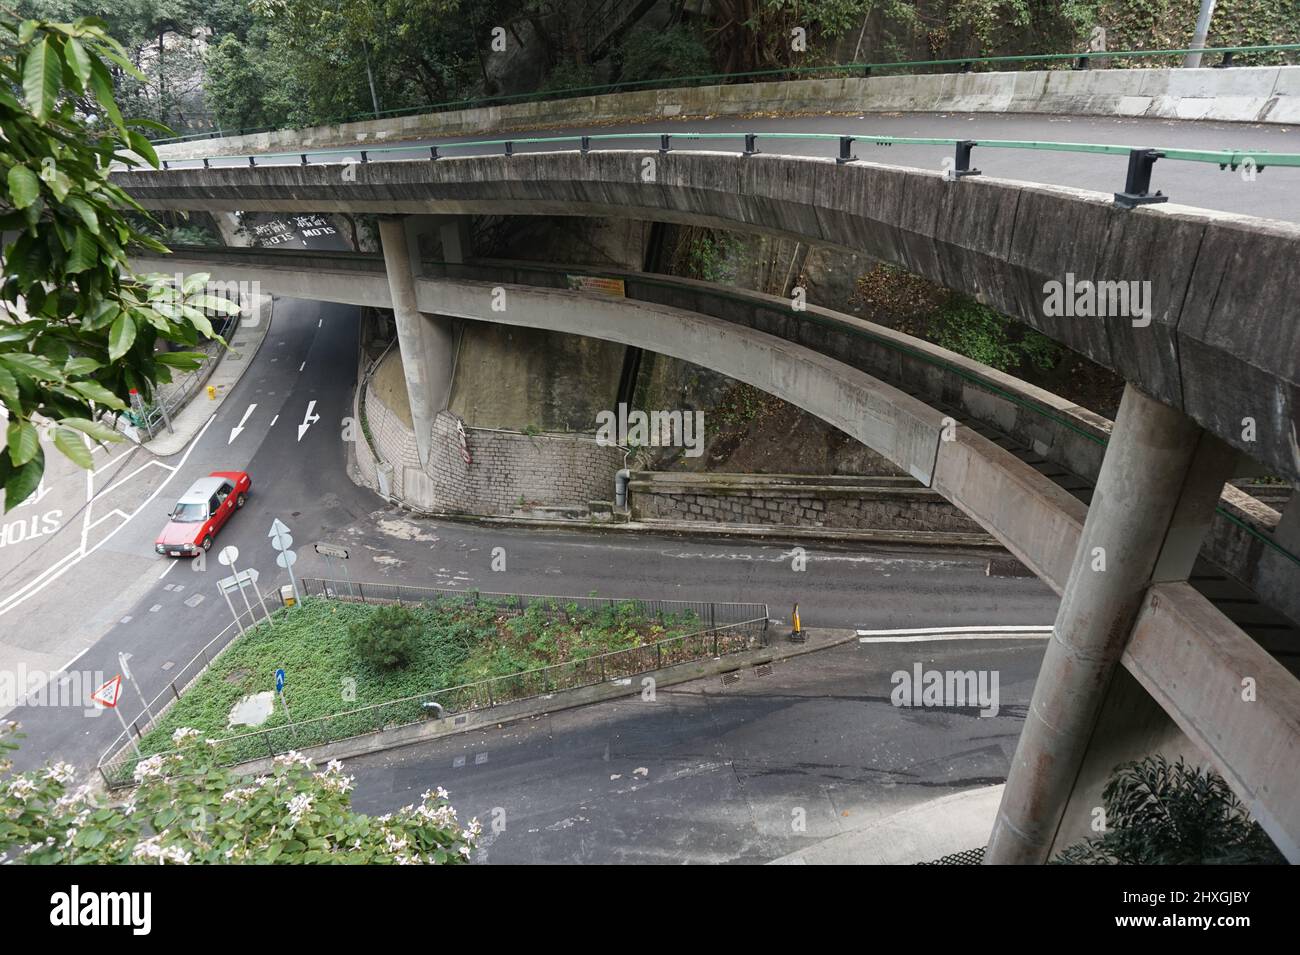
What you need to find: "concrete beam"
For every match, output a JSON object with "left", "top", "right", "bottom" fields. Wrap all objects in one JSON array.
[{"left": 1122, "top": 582, "right": 1300, "bottom": 862}]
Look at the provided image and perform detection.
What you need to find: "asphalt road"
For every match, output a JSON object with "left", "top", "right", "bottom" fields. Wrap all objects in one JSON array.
[
  {"left": 349, "top": 635, "right": 1044, "bottom": 864},
  {"left": 1, "top": 291, "right": 1058, "bottom": 778},
  {"left": 185, "top": 111, "right": 1300, "bottom": 222}
]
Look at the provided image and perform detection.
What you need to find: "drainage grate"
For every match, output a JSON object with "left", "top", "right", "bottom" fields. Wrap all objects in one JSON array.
[
  {"left": 720, "top": 670, "right": 742, "bottom": 688},
  {"left": 917, "top": 846, "right": 986, "bottom": 865},
  {"left": 753, "top": 662, "right": 773, "bottom": 677}
]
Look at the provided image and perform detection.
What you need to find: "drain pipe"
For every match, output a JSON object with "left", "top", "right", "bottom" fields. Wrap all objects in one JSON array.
[{"left": 615, "top": 468, "right": 631, "bottom": 509}]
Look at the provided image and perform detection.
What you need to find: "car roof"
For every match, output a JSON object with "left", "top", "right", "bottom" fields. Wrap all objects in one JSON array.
[{"left": 177, "top": 475, "right": 229, "bottom": 503}]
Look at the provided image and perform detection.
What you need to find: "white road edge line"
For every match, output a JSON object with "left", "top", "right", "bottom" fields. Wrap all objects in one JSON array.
[
  {"left": 158, "top": 560, "right": 178, "bottom": 580},
  {"left": 0, "top": 414, "right": 217, "bottom": 618},
  {"left": 857, "top": 625, "right": 1053, "bottom": 644},
  {"left": 857, "top": 625, "right": 1054, "bottom": 636}
]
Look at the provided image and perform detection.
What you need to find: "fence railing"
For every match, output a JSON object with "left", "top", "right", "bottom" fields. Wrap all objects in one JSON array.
[
  {"left": 147, "top": 128, "right": 1300, "bottom": 211},
  {"left": 96, "top": 582, "right": 769, "bottom": 787},
  {"left": 148, "top": 42, "right": 1300, "bottom": 146}
]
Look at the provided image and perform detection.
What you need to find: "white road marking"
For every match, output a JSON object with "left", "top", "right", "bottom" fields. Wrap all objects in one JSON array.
[
  {"left": 298, "top": 361, "right": 305, "bottom": 372},
  {"left": 317, "top": 319, "right": 322, "bottom": 327},
  {"left": 0, "top": 414, "right": 217, "bottom": 618},
  {"left": 270, "top": 414, "right": 279, "bottom": 427},
  {"left": 857, "top": 624, "right": 1053, "bottom": 644},
  {"left": 56, "top": 646, "right": 90, "bottom": 672},
  {"left": 297, "top": 400, "right": 320, "bottom": 441},
  {"left": 228, "top": 403, "right": 257, "bottom": 444},
  {"left": 158, "top": 561, "right": 178, "bottom": 580}
]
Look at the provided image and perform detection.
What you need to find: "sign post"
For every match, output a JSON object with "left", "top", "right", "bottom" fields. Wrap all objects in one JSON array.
[
  {"left": 275, "top": 668, "right": 291, "bottom": 722},
  {"left": 269, "top": 518, "right": 300, "bottom": 604},
  {"left": 314, "top": 542, "right": 353, "bottom": 598},
  {"left": 92, "top": 675, "right": 138, "bottom": 756},
  {"left": 118, "top": 652, "right": 152, "bottom": 724}
]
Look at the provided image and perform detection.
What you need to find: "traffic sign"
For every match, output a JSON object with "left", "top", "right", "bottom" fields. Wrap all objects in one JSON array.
[
  {"left": 91, "top": 675, "right": 123, "bottom": 708},
  {"left": 314, "top": 542, "right": 349, "bottom": 560},
  {"left": 268, "top": 518, "right": 301, "bottom": 603},
  {"left": 217, "top": 567, "right": 260, "bottom": 594},
  {"left": 218, "top": 545, "right": 240, "bottom": 566},
  {"left": 269, "top": 532, "right": 293, "bottom": 551},
  {"left": 276, "top": 549, "right": 297, "bottom": 569},
  {"left": 275, "top": 669, "right": 285, "bottom": 693}
]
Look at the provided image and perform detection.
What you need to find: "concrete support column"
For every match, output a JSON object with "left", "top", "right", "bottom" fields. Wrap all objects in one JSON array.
[
  {"left": 438, "top": 216, "right": 472, "bottom": 265},
  {"left": 377, "top": 216, "right": 455, "bottom": 466},
  {"left": 987, "top": 384, "right": 1222, "bottom": 864}
]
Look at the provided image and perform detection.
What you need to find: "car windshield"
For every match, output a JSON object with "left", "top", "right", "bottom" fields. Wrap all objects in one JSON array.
[{"left": 172, "top": 502, "right": 207, "bottom": 522}]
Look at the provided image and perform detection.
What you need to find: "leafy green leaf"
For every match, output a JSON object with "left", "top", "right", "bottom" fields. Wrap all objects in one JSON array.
[
  {"left": 6, "top": 419, "right": 39, "bottom": 466},
  {"left": 63, "top": 356, "right": 102, "bottom": 376},
  {"left": 0, "top": 366, "right": 17, "bottom": 404},
  {"left": 108, "top": 311, "right": 136, "bottom": 360},
  {"left": 53, "top": 427, "right": 94, "bottom": 469},
  {"left": 22, "top": 36, "right": 62, "bottom": 120},
  {"left": 126, "top": 130, "right": 159, "bottom": 169},
  {"left": 0, "top": 352, "right": 63, "bottom": 380},
  {"left": 64, "top": 37, "right": 92, "bottom": 88},
  {"left": 6, "top": 165, "right": 40, "bottom": 209},
  {"left": 153, "top": 351, "right": 206, "bottom": 369},
  {"left": 59, "top": 417, "right": 121, "bottom": 443},
  {"left": 4, "top": 451, "right": 44, "bottom": 511},
  {"left": 66, "top": 229, "right": 99, "bottom": 273},
  {"left": 69, "top": 380, "right": 126, "bottom": 410}
]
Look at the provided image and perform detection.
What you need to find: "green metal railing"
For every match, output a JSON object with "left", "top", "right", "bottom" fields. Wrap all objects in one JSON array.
[
  {"left": 150, "top": 128, "right": 1300, "bottom": 210},
  {"left": 150, "top": 41, "right": 1300, "bottom": 146}
]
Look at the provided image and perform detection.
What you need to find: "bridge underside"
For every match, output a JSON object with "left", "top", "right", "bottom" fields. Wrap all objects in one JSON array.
[{"left": 136, "top": 244, "right": 1300, "bottom": 862}]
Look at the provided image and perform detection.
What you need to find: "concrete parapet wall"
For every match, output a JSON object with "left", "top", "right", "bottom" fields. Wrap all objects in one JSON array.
[{"left": 153, "top": 66, "right": 1300, "bottom": 163}]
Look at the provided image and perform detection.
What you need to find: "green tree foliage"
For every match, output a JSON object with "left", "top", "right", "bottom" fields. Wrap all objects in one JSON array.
[
  {"left": 1054, "top": 755, "right": 1284, "bottom": 864},
  {"left": 0, "top": 721, "right": 478, "bottom": 864},
  {"left": 618, "top": 25, "right": 714, "bottom": 83},
  {"left": 1, "top": 13, "right": 234, "bottom": 510},
  {"left": 348, "top": 603, "right": 424, "bottom": 670},
  {"left": 931, "top": 296, "right": 1061, "bottom": 373}
]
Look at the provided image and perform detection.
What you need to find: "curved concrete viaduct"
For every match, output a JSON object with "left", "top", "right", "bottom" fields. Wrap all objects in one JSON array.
[
  {"left": 136, "top": 245, "right": 1300, "bottom": 862},
  {"left": 116, "top": 150, "right": 1300, "bottom": 483}
]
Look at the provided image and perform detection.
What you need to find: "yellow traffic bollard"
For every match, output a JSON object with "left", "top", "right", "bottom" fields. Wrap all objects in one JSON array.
[
  {"left": 207, "top": 385, "right": 216, "bottom": 400},
  {"left": 789, "top": 602, "right": 805, "bottom": 643}
]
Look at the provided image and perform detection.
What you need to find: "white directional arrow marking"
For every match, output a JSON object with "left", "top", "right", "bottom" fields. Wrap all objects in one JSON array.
[
  {"left": 297, "top": 400, "right": 320, "bottom": 442},
  {"left": 228, "top": 403, "right": 257, "bottom": 445}
]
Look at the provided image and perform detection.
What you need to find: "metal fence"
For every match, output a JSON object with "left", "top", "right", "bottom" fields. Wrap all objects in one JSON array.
[
  {"left": 299, "top": 577, "right": 768, "bottom": 633},
  {"left": 97, "top": 583, "right": 769, "bottom": 787}
]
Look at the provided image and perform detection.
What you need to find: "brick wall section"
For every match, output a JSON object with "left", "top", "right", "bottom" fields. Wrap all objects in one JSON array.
[
  {"left": 630, "top": 472, "right": 985, "bottom": 533},
  {"left": 359, "top": 374, "right": 622, "bottom": 515}
]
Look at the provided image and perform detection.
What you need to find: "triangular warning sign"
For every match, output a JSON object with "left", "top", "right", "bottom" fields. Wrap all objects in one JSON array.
[{"left": 91, "top": 674, "right": 123, "bottom": 708}]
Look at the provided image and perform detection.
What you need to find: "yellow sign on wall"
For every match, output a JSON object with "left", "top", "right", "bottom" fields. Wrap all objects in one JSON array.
[{"left": 566, "top": 275, "right": 626, "bottom": 297}]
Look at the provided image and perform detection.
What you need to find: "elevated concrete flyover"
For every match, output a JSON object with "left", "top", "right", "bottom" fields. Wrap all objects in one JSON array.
[
  {"left": 115, "top": 149, "right": 1300, "bottom": 484},
  {"left": 135, "top": 244, "right": 1300, "bottom": 862}
]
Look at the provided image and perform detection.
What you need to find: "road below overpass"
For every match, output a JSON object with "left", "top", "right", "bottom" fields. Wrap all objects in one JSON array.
[
  {"left": 191, "top": 111, "right": 1300, "bottom": 222},
  {"left": 1, "top": 294, "right": 1058, "bottom": 781}
]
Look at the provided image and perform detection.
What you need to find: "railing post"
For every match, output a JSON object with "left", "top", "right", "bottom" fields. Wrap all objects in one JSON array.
[
  {"left": 837, "top": 136, "right": 855, "bottom": 164},
  {"left": 359, "top": 150, "right": 369, "bottom": 163},
  {"left": 265, "top": 733, "right": 274, "bottom": 758},
  {"left": 951, "top": 140, "right": 981, "bottom": 179},
  {"left": 358, "top": 582, "right": 366, "bottom": 603},
  {"left": 1114, "top": 148, "right": 1168, "bottom": 208},
  {"left": 1215, "top": 50, "right": 1236, "bottom": 68},
  {"left": 248, "top": 155, "right": 256, "bottom": 167},
  {"left": 580, "top": 135, "right": 590, "bottom": 153},
  {"left": 300, "top": 153, "right": 308, "bottom": 165},
  {"left": 429, "top": 145, "right": 440, "bottom": 160},
  {"left": 743, "top": 133, "right": 758, "bottom": 156},
  {"left": 202, "top": 158, "right": 210, "bottom": 169},
  {"left": 659, "top": 134, "right": 671, "bottom": 154},
  {"left": 161, "top": 160, "right": 169, "bottom": 170},
  {"left": 504, "top": 141, "right": 513, "bottom": 157},
  {"left": 170, "top": 681, "right": 180, "bottom": 701}
]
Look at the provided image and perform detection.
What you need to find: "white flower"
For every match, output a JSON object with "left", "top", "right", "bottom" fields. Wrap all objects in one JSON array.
[
  {"left": 132, "top": 754, "right": 167, "bottom": 783},
  {"left": 5, "top": 776, "right": 37, "bottom": 801},
  {"left": 273, "top": 751, "right": 314, "bottom": 770},
  {"left": 286, "top": 792, "right": 314, "bottom": 825},
  {"left": 171, "top": 727, "right": 201, "bottom": 746},
  {"left": 43, "top": 762, "right": 77, "bottom": 785},
  {"left": 459, "top": 844, "right": 472, "bottom": 859}
]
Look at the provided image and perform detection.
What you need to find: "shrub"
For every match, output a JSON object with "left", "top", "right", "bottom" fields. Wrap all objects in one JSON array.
[
  {"left": 348, "top": 605, "right": 423, "bottom": 670},
  {"left": 1054, "top": 755, "right": 1284, "bottom": 865}
]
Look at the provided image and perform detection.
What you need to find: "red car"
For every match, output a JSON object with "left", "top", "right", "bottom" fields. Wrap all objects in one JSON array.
[{"left": 155, "top": 471, "right": 252, "bottom": 557}]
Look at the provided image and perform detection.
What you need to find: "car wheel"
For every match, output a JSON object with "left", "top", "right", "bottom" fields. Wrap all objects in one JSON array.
[
  {"left": 201, "top": 535, "right": 213, "bottom": 552},
  {"left": 236, "top": 493, "right": 246, "bottom": 508}
]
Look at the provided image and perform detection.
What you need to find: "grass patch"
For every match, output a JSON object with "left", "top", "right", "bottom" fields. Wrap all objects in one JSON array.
[{"left": 126, "top": 595, "right": 706, "bottom": 772}]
